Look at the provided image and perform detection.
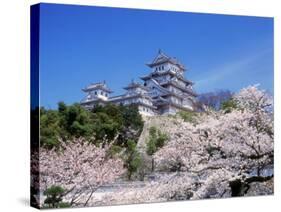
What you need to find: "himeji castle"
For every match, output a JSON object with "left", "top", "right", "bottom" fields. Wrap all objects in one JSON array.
[{"left": 80, "top": 50, "right": 197, "bottom": 116}]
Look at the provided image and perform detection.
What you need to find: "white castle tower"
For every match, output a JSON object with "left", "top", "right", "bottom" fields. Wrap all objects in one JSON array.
[
  {"left": 81, "top": 50, "right": 197, "bottom": 115},
  {"left": 81, "top": 81, "right": 112, "bottom": 109},
  {"left": 140, "top": 50, "right": 197, "bottom": 114}
]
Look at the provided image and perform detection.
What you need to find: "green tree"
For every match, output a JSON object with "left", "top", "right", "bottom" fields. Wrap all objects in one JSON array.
[
  {"left": 91, "top": 104, "right": 124, "bottom": 143},
  {"left": 40, "top": 108, "right": 61, "bottom": 149},
  {"left": 146, "top": 127, "right": 168, "bottom": 155},
  {"left": 112, "top": 104, "right": 144, "bottom": 146},
  {"left": 146, "top": 139, "right": 157, "bottom": 156},
  {"left": 125, "top": 140, "right": 142, "bottom": 180},
  {"left": 120, "top": 104, "right": 144, "bottom": 130},
  {"left": 92, "top": 112, "right": 121, "bottom": 142},
  {"left": 177, "top": 110, "right": 197, "bottom": 123},
  {"left": 62, "top": 103, "right": 93, "bottom": 137},
  {"left": 156, "top": 130, "right": 168, "bottom": 148},
  {"left": 40, "top": 102, "right": 144, "bottom": 149},
  {"left": 43, "top": 185, "right": 69, "bottom": 208},
  {"left": 221, "top": 98, "right": 238, "bottom": 113}
]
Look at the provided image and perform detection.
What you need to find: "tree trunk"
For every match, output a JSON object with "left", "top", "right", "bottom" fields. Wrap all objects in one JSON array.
[{"left": 84, "top": 187, "right": 97, "bottom": 206}]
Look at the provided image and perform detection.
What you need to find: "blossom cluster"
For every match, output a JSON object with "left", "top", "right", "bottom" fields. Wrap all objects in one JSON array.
[
  {"left": 36, "top": 85, "right": 273, "bottom": 206},
  {"left": 39, "top": 138, "right": 125, "bottom": 206},
  {"left": 97, "top": 85, "right": 273, "bottom": 204}
]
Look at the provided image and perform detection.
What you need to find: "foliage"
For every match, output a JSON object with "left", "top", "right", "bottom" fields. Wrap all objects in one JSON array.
[
  {"left": 146, "top": 127, "right": 168, "bottom": 155},
  {"left": 177, "top": 110, "right": 198, "bottom": 123},
  {"left": 39, "top": 138, "right": 125, "bottom": 207},
  {"left": 117, "top": 104, "right": 144, "bottom": 146},
  {"left": 220, "top": 98, "right": 238, "bottom": 113},
  {"left": 43, "top": 185, "right": 70, "bottom": 208},
  {"left": 153, "top": 85, "right": 273, "bottom": 198},
  {"left": 40, "top": 103, "right": 94, "bottom": 148},
  {"left": 40, "top": 103, "right": 143, "bottom": 149},
  {"left": 197, "top": 90, "right": 233, "bottom": 111},
  {"left": 124, "top": 140, "right": 142, "bottom": 180},
  {"left": 95, "top": 85, "right": 273, "bottom": 205},
  {"left": 108, "top": 145, "right": 123, "bottom": 157},
  {"left": 146, "top": 139, "right": 157, "bottom": 156},
  {"left": 40, "top": 109, "right": 62, "bottom": 148},
  {"left": 120, "top": 104, "right": 144, "bottom": 129},
  {"left": 38, "top": 85, "right": 273, "bottom": 207},
  {"left": 59, "top": 102, "right": 94, "bottom": 138},
  {"left": 234, "top": 84, "right": 273, "bottom": 113}
]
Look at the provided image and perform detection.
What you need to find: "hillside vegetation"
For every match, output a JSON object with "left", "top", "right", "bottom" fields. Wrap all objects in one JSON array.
[
  {"left": 40, "top": 103, "right": 144, "bottom": 149},
  {"left": 33, "top": 85, "right": 274, "bottom": 207}
]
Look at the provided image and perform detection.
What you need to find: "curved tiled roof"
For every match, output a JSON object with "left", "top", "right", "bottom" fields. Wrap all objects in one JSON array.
[
  {"left": 82, "top": 82, "right": 113, "bottom": 93},
  {"left": 146, "top": 50, "right": 186, "bottom": 70}
]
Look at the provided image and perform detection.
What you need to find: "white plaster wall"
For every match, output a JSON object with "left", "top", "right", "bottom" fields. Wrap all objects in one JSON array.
[
  {"left": 167, "top": 85, "right": 182, "bottom": 95},
  {"left": 138, "top": 105, "right": 155, "bottom": 116}
]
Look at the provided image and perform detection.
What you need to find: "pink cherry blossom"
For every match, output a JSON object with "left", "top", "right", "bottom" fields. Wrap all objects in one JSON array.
[{"left": 39, "top": 138, "right": 125, "bottom": 206}]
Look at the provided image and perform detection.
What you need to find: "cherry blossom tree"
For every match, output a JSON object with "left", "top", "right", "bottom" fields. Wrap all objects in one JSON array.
[
  {"left": 234, "top": 84, "right": 273, "bottom": 113},
  {"left": 36, "top": 85, "right": 273, "bottom": 207},
  {"left": 94, "top": 85, "right": 273, "bottom": 205},
  {"left": 39, "top": 138, "right": 125, "bottom": 207},
  {"left": 154, "top": 85, "right": 273, "bottom": 198},
  {"left": 92, "top": 172, "right": 196, "bottom": 206}
]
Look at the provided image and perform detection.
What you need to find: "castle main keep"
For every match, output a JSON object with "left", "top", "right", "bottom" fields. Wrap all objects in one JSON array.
[{"left": 80, "top": 50, "right": 197, "bottom": 116}]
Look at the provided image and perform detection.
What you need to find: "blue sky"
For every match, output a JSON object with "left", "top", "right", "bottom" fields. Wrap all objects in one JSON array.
[{"left": 38, "top": 3, "right": 274, "bottom": 109}]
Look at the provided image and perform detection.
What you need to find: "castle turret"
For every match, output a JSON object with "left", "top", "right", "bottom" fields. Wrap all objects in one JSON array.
[
  {"left": 80, "top": 81, "right": 112, "bottom": 108},
  {"left": 109, "top": 80, "right": 156, "bottom": 116},
  {"left": 123, "top": 80, "right": 149, "bottom": 95}
]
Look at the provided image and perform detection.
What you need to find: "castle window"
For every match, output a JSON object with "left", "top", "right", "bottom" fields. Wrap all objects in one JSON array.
[{"left": 101, "top": 91, "right": 104, "bottom": 95}]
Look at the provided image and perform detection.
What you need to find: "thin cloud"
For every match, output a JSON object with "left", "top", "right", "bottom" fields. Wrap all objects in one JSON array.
[{"left": 194, "top": 48, "right": 272, "bottom": 91}]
